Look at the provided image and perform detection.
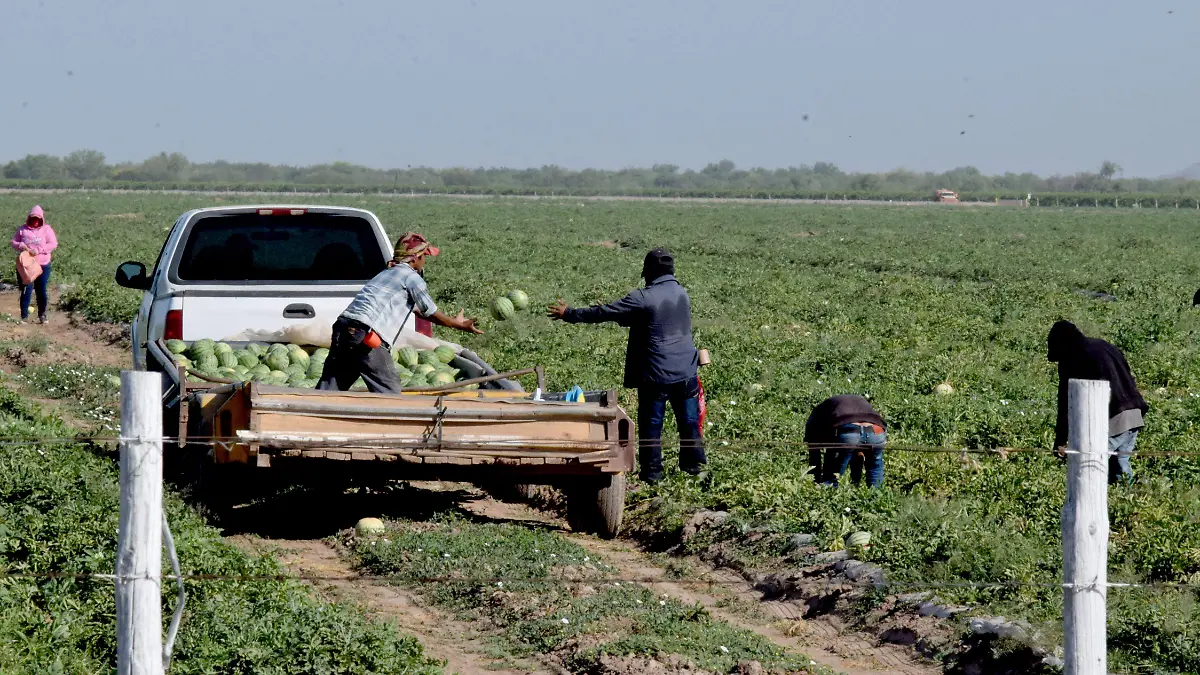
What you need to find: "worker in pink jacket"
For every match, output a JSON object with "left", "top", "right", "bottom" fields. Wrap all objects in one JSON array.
[{"left": 10, "top": 205, "right": 58, "bottom": 324}]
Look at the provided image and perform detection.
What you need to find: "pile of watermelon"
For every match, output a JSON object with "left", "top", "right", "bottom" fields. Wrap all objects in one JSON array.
[{"left": 163, "top": 339, "right": 475, "bottom": 390}]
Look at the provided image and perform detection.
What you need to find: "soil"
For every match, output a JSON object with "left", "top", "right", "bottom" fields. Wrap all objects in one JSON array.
[{"left": 231, "top": 535, "right": 552, "bottom": 675}]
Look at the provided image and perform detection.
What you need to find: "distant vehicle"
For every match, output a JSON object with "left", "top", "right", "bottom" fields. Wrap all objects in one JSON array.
[{"left": 934, "top": 189, "right": 960, "bottom": 203}]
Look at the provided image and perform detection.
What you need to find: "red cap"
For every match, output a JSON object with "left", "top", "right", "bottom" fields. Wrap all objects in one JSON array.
[{"left": 395, "top": 232, "right": 440, "bottom": 261}]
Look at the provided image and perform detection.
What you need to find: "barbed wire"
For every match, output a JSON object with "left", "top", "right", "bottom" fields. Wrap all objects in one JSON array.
[
  {"left": 1, "top": 567, "right": 1196, "bottom": 592},
  {"left": 13, "top": 433, "right": 1200, "bottom": 459}
]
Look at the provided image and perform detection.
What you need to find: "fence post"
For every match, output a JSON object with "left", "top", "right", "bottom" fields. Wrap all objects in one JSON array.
[
  {"left": 1063, "top": 378, "right": 1110, "bottom": 675},
  {"left": 116, "top": 371, "right": 164, "bottom": 675}
]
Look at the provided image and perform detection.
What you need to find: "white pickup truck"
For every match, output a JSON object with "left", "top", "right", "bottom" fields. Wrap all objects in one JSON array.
[
  {"left": 114, "top": 205, "right": 633, "bottom": 538},
  {"left": 116, "top": 205, "right": 427, "bottom": 370}
]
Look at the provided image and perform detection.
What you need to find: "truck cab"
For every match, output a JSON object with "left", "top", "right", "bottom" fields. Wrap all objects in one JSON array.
[{"left": 115, "top": 205, "right": 428, "bottom": 370}]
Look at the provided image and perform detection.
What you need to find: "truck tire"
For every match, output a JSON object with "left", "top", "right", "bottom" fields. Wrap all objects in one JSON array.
[
  {"left": 565, "top": 473, "right": 626, "bottom": 539},
  {"left": 514, "top": 483, "right": 538, "bottom": 501}
]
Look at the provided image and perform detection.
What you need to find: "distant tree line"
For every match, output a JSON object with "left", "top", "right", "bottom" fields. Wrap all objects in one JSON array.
[{"left": 4, "top": 150, "right": 1198, "bottom": 196}]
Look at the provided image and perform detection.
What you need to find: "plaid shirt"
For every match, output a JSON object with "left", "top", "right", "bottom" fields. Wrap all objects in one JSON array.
[{"left": 341, "top": 263, "right": 437, "bottom": 345}]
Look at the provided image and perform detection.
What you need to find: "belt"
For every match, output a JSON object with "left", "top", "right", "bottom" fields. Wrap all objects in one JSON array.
[
  {"left": 337, "top": 317, "right": 390, "bottom": 349},
  {"left": 841, "top": 422, "right": 885, "bottom": 435}
]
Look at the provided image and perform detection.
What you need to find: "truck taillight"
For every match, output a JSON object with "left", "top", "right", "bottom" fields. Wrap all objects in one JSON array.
[
  {"left": 416, "top": 317, "right": 433, "bottom": 337},
  {"left": 164, "top": 310, "right": 183, "bottom": 341}
]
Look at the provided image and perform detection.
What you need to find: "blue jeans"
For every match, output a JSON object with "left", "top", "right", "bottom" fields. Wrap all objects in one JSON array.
[
  {"left": 637, "top": 377, "right": 706, "bottom": 483},
  {"left": 18, "top": 262, "right": 50, "bottom": 320},
  {"left": 822, "top": 424, "right": 885, "bottom": 488},
  {"left": 1109, "top": 429, "right": 1137, "bottom": 485}
]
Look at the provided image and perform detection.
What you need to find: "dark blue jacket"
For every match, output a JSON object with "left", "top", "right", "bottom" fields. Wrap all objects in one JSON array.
[{"left": 564, "top": 274, "right": 699, "bottom": 388}]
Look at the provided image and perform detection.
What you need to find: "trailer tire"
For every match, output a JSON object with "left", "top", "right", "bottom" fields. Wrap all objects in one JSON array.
[{"left": 565, "top": 473, "right": 625, "bottom": 539}]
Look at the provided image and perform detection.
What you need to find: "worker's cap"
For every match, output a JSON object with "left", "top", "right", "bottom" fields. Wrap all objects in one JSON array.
[
  {"left": 394, "top": 232, "right": 440, "bottom": 261},
  {"left": 642, "top": 247, "right": 675, "bottom": 279}
]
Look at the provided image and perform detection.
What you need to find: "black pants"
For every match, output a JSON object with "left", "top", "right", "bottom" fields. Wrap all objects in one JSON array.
[
  {"left": 316, "top": 318, "right": 403, "bottom": 394},
  {"left": 637, "top": 377, "right": 707, "bottom": 483}
]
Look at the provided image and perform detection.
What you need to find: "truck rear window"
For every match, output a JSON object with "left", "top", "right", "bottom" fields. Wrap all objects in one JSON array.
[{"left": 174, "top": 213, "right": 387, "bottom": 282}]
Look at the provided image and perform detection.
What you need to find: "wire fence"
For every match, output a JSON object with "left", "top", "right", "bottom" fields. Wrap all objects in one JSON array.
[{"left": 25, "top": 433, "right": 1200, "bottom": 459}]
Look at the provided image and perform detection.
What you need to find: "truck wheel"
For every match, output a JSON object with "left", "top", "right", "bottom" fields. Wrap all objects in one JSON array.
[
  {"left": 514, "top": 483, "right": 538, "bottom": 501},
  {"left": 198, "top": 458, "right": 251, "bottom": 524},
  {"left": 565, "top": 473, "right": 626, "bottom": 539}
]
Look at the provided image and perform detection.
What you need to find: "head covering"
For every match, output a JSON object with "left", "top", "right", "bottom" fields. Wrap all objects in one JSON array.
[
  {"left": 642, "top": 247, "right": 675, "bottom": 282},
  {"left": 27, "top": 205, "right": 44, "bottom": 226},
  {"left": 1047, "top": 320, "right": 1086, "bottom": 362},
  {"left": 393, "top": 232, "right": 440, "bottom": 263}
]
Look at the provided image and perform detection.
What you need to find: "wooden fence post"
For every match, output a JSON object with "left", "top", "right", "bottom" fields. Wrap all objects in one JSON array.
[
  {"left": 116, "top": 371, "right": 164, "bottom": 675},
  {"left": 1063, "top": 378, "right": 1110, "bottom": 675}
]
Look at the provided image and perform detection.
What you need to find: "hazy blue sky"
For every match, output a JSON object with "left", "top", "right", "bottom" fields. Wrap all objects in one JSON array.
[{"left": 1, "top": 0, "right": 1194, "bottom": 176}]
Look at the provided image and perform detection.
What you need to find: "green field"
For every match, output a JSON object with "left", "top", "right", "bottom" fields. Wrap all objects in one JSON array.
[{"left": 4, "top": 193, "right": 1200, "bottom": 671}]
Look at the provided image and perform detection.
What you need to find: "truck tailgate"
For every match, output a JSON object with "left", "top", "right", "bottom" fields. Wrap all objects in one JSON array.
[{"left": 179, "top": 289, "right": 357, "bottom": 342}]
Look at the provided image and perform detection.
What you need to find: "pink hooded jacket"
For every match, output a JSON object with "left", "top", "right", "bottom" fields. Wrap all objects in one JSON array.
[{"left": 11, "top": 205, "right": 58, "bottom": 266}]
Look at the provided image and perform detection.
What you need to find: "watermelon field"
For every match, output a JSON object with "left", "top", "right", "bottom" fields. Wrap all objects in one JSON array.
[{"left": 3, "top": 193, "right": 1200, "bottom": 672}]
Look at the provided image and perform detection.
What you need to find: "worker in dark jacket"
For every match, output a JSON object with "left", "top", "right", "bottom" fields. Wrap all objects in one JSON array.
[
  {"left": 1048, "top": 320, "right": 1148, "bottom": 484},
  {"left": 805, "top": 395, "right": 886, "bottom": 487},
  {"left": 548, "top": 248, "right": 705, "bottom": 484}
]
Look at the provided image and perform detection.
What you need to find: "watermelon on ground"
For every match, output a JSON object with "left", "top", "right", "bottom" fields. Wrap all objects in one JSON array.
[
  {"left": 165, "top": 339, "right": 188, "bottom": 355},
  {"left": 490, "top": 296, "right": 515, "bottom": 320},
  {"left": 507, "top": 289, "right": 530, "bottom": 311}
]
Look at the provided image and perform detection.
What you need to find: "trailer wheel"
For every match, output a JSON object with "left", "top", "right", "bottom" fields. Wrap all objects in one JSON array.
[{"left": 565, "top": 473, "right": 626, "bottom": 539}]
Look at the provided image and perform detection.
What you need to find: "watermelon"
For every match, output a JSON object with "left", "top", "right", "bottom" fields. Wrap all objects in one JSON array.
[
  {"left": 307, "top": 362, "right": 326, "bottom": 379},
  {"left": 217, "top": 366, "right": 237, "bottom": 377},
  {"left": 213, "top": 342, "right": 234, "bottom": 356},
  {"left": 286, "top": 374, "right": 307, "bottom": 388},
  {"left": 218, "top": 351, "right": 239, "bottom": 369},
  {"left": 355, "top": 517, "right": 385, "bottom": 537},
  {"left": 235, "top": 350, "right": 259, "bottom": 369},
  {"left": 415, "top": 349, "right": 437, "bottom": 366},
  {"left": 165, "top": 339, "right": 188, "bottom": 355},
  {"left": 264, "top": 351, "right": 290, "bottom": 372},
  {"left": 246, "top": 343, "right": 267, "bottom": 358},
  {"left": 415, "top": 363, "right": 436, "bottom": 376},
  {"left": 404, "top": 372, "right": 428, "bottom": 387},
  {"left": 396, "top": 346, "right": 419, "bottom": 369},
  {"left": 311, "top": 347, "right": 329, "bottom": 361},
  {"left": 289, "top": 350, "right": 310, "bottom": 368},
  {"left": 196, "top": 353, "right": 220, "bottom": 371},
  {"left": 507, "top": 289, "right": 530, "bottom": 311},
  {"left": 172, "top": 355, "right": 191, "bottom": 368},
  {"left": 395, "top": 366, "right": 413, "bottom": 380},
  {"left": 187, "top": 339, "right": 216, "bottom": 360},
  {"left": 285, "top": 363, "right": 307, "bottom": 378},
  {"left": 250, "top": 364, "right": 271, "bottom": 377},
  {"left": 845, "top": 531, "right": 871, "bottom": 549},
  {"left": 302, "top": 378, "right": 320, "bottom": 388},
  {"left": 267, "top": 342, "right": 289, "bottom": 356},
  {"left": 490, "top": 296, "right": 515, "bottom": 320},
  {"left": 429, "top": 371, "right": 455, "bottom": 387},
  {"left": 353, "top": 377, "right": 365, "bottom": 389},
  {"left": 433, "top": 345, "right": 456, "bottom": 364}
]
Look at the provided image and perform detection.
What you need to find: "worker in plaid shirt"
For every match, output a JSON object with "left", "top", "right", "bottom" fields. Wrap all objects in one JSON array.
[{"left": 317, "top": 232, "right": 482, "bottom": 393}]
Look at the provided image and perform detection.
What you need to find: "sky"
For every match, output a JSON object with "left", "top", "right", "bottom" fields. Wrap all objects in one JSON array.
[{"left": 1, "top": 0, "right": 1196, "bottom": 177}]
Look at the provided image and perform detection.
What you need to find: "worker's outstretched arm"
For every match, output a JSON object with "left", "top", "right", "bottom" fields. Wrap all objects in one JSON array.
[
  {"left": 548, "top": 293, "right": 642, "bottom": 327},
  {"left": 428, "top": 309, "right": 483, "bottom": 335}
]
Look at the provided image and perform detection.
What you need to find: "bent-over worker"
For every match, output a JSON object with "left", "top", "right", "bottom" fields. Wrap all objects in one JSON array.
[
  {"left": 1048, "top": 320, "right": 1147, "bottom": 485},
  {"left": 548, "top": 248, "right": 706, "bottom": 484},
  {"left": 805, "top": 394, "right": 886, "bottom": 488},
  {"left": 317, "top": 232, "right": 482, "bottom": 393}
]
